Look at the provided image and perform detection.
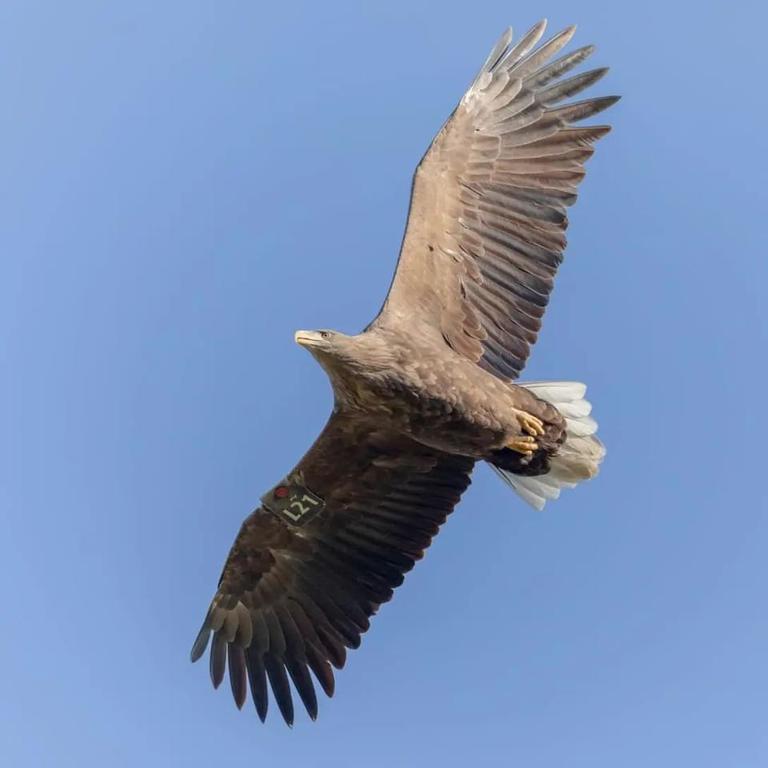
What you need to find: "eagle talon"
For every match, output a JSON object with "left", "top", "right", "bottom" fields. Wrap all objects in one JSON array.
[
  {"left": 517, "top": 411, "right": 545, "bottom": 437},
  {"left": 507, "top": 435, "right": 539, "bottom": 455}
]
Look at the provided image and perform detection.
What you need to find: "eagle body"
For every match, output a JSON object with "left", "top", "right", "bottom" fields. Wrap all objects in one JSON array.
[
  {"left": 191, "top": 20, "right": 617, "bottom": 725},
  {"left": 303, "top": 326, "right": 567, "bottom": 459}
]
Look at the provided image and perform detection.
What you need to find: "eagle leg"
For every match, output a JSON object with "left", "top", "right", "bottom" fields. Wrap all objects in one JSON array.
[
  {"left": 516, "top": 411, "right": 545, "bottom": 437},
  {"left": 506, "top": 435, "right": 539, "bottom": 456}
]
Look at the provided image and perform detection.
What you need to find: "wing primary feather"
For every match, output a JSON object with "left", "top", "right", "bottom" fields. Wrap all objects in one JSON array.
[
  {"left": 285, "top": 598, "right": 327, "bottom": 651},
  {"left": 297, "top": 577, "right": 363, "bottom": 649},
  {"left": 476, "top": 27, "right": 513, "bottom": 78},
  {"left": 538, "top": 68, "right": 610, "bottom": 105},
  {"left": 209, "top": 631, "right": 227, "bottom": 689},
  {"left": 525, "top": 45, "right": 596, "bottom": 89},
  {"left": 189, "top": 618, "right": 211, "bottom": 663},
  {"left": 251, "top": 611, "right": 270, "bottom": 653},
  {"left": 508, "top": 25, "right": 577, "bottom": 80},
  {"left": 235, "top": 601, "right": 253, "bottom": 647},
  {"left": 498, "top": 20, "right": 547, "bottom": 69},
  {"left": 245, "top": 646, "right": 269, "bottom": 722},
  {"left": 306, "top": 642, "right": 336, "bottom": 698},
  {"left": 264, "top": 655, "right": 295, "bottom": 726},
  {"left": 316, "top": 622, "right": 347, "bottom": 669},
  {"left": 286, "top": 659, "right": 319, "bottom": 721},
  {"left": 292, "top": 592, "right": 348, "bottom": 667},
  {"left": 546, "top": 95, "right": 621, "bottom": 124},
  {"left": 508, "top": 125, "right": 611, "bottom": 158},
  {"left": 228, "top": 644, "right": 248, "bottom": 710},
  {"left": 273, "top": 603, "right": 307, "bottom": 657},
  {"left": 263, "top": 608, "right": 287, "bottom": 657}
]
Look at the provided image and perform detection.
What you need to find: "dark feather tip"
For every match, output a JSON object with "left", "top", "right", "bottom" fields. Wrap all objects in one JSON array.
[
  {"left": 190, "top": 623, "right": 211, "bottom": 663},
  {"left": 265, "top": 655, "right": 295, "bottom": 726},
  {"left": 246, "top": 647, "right": 269, "bottom": 722},
  {"left": 228, "top": 644, "right": 248, "bottom": 710},
  {"left": 209, "top": 633, "right": 227, "bottom": 689}
]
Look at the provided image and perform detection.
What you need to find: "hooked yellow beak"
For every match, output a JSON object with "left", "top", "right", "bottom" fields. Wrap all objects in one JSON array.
[{"left": 294, "top": 330, "right": 321, "bottom": 348}]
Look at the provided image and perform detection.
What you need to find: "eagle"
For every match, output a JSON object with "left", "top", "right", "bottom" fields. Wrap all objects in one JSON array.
[{"left": 191, "top": 20, "right": 617, "bottom": 725}]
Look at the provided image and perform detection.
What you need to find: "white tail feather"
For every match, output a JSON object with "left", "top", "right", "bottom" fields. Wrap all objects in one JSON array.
[{"left": 492, "top": 381, "right": 605, "bottom": 510}]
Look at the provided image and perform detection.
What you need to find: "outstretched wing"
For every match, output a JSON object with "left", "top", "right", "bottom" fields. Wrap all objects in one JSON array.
[
  {"left": 371, "top": 21, "right": 618, "bottom": 380},
  {"left": 190, "top": 410, "right": 474, "bottom": 724}
]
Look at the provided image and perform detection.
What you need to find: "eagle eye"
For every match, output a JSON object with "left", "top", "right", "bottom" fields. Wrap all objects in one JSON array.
[{"left": 320, "top": 331, "right": 331, "bottom": 339}]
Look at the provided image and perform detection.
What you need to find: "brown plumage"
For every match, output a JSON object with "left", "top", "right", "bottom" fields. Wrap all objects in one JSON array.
[{"left": 191, "top": 20, "right": 616, "bottom": 724}]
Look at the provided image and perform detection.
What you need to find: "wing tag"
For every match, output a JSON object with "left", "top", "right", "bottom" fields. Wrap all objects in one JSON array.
[{"left": 261, "top": 478, "right": 325, "bottom": 526}]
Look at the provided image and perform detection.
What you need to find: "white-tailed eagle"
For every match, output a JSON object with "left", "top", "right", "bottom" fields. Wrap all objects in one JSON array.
[{"left": 191, "top": 20, "right": 617, "bottom": 724}]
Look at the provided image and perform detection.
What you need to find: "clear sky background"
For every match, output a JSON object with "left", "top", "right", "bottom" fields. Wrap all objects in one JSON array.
[{"left": 2, "top": 1, "right": 767, "bottom": 766}]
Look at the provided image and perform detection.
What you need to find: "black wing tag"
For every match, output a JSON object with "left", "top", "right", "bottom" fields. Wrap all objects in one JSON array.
[{"left": 261, "top": 475, "right": 325, "bottom": 527}]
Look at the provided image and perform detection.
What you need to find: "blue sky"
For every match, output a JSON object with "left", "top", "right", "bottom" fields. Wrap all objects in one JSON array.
[{"left": 2, "top": 1, "right": 766, "bottom": 766}]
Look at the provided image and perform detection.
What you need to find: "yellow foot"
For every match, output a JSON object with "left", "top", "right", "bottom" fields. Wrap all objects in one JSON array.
[
  {"left": 516, "top": 411, "right": 545, "bottom": 437},
  {"left": 507, "top": 435, "right": 539, "bottom": 456}
]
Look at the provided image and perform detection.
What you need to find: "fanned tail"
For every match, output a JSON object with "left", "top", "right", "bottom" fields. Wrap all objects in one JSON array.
[{"left": 491, "top": 381, "right": 605, "bottom": 510}]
